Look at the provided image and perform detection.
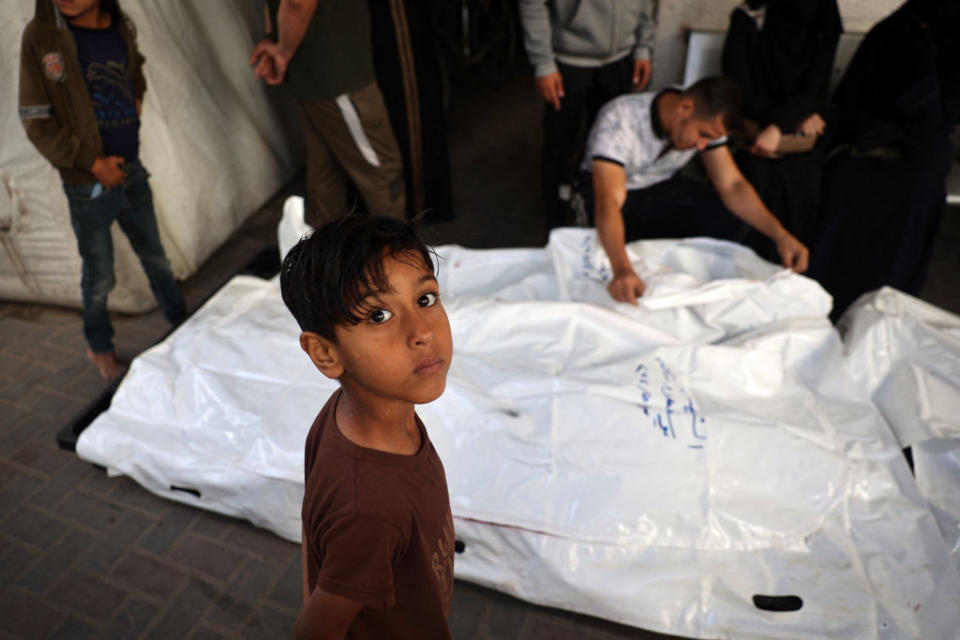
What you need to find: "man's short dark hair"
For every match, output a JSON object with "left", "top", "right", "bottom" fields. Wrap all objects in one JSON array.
[
  {"left": 280, "top": 215, "right": 435, "bottom": 341},
  {"left": 682, "top": 76, "right": 743, "bottom": 134}
]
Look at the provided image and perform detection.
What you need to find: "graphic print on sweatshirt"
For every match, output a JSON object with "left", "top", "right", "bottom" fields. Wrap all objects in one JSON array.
[{"left": 70, "top": 23, "right": 140, "bottom": 160}]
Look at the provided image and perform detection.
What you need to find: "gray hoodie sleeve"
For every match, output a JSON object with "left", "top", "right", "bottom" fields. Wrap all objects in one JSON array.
[
  {"left": 633, "top": 0, "right": 655, "bottom": 61},
  {"left": 519, "top": 0, "right": 557, "bottom": 78}
]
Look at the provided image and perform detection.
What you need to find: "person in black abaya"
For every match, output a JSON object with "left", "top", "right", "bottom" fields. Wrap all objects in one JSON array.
[
  {"left": 369, "top": 0, "right": 455, "bottom": 222},
  {"left": 808, "top": 0, "right": 960, "bottom": 320},
  {"left": 721, "top": 0, "right": 842, "bottom": 263}
]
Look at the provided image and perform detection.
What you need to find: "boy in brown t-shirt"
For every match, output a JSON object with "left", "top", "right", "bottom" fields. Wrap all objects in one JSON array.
[{"left": 280, "top": 215, "right": 455, "bottom": 639}]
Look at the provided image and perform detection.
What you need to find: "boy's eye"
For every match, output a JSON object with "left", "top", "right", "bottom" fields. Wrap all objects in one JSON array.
[
  {"left": 418, "top": 292, "right": 438, "bottom": 307},
  {"left": 369, "top": 309, "right": 393, "bottom": 324}
]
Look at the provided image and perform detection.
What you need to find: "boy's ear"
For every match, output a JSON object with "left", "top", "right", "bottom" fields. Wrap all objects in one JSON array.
[
  {"left": 300, "top": 332, "right": 344, "bottom": 380},
  {"left": 677, "top": 96, "right": 695, "bottom": 118}
]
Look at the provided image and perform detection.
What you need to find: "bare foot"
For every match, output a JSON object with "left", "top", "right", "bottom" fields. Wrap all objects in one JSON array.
[{"left": 86, "top": 349, "right": 125, "bottom": 381}]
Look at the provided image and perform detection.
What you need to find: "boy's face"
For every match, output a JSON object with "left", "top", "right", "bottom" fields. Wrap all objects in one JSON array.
[
  {"left": 55, "top": 0, "right": 102, "bottom": 19},
  {"left": 320, "top": 252, "right": 453, "bottom": 407}
]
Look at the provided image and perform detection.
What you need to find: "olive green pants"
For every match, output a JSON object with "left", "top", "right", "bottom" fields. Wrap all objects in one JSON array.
[{"left": 298, "top": 82, "right": 406, "bottom": 226}]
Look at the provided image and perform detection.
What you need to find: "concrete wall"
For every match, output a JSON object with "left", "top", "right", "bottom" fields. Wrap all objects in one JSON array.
[{"left": 652, "top": 0, "right": 905, "bottom": 87}]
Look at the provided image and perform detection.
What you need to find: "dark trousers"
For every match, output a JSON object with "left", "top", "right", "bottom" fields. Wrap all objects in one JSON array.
[
  {"left": 542, "top": 57, "right": 634, "bottom": 230},
  {"left": 582, "top": 172, "right": 749, "bottom": 243},
  {"left": 298, "top": 82, "right": 406, "bottom": 226},
  {"left": 64, "top": 161, "right": 186, "bottom": 354}
]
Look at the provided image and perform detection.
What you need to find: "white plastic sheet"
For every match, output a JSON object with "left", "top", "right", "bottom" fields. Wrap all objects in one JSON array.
[
  {"left": 841, "top": 287, "right": 960, "bottom": 571},
  {"left": 0, "top": 0, "right": 297, "bottom": 310},
  {"left": 78, "top": 220, "right": 960, "bottom": 638}
]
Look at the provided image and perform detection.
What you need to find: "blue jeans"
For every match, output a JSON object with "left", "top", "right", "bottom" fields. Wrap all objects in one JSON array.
[{"left": 64, "top": 161, "right": 187, "bottom": 354}]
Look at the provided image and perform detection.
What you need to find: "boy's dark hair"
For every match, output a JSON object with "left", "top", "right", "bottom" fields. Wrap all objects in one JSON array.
[
  {"left": 682, "top": 76, "right": 743, "bottom": 134},
  {"left": 280, "top": 215, "right": 435, "bottom": 341}
]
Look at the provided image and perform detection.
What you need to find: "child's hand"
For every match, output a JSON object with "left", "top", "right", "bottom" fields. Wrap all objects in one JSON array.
[{"left": 91, "top": 156, "right": 127, "bottom": 188}]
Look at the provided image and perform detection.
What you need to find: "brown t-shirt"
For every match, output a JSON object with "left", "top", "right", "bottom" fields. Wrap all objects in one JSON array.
[{"left": 302, "top": 389, "right": 455, "bottom": 639}]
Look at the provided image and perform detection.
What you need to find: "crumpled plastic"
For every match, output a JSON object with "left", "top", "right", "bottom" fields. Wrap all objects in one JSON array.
[
  {"left": 78, "top": 202, "right": 960, "bottom": 638},
  {"left": 841, "top": 287, "right": 960, "bottom": 571}
]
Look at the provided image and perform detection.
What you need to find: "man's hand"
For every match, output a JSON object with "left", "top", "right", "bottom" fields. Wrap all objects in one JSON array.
[
  {"left": 591, "top": 160, "right": 637, "bottom": 304},
  {"left": 751, "top": 123, "right": 781, "bottom": 158},
  {"left": 797, "top": 112, "right": 825, "bottom": 137},
  {"left": 250, "top": 39, "right": 289, "bottom": 85},
  {"left": 608, "top": 268, "right": 646, "bottom": 305},
  {"left": 91, "top": 156, "right": 127, "bottom": 188},
  {"left": 632, "top": 59, "right": 651, "bottom": 90},
  {"left": 534, "top": 72, "right": 564, "bottom": 111},
  {"left": 774, "top": 229, "right": 810, "bottom": 273},
  {"left": 703, "top": 145, "right": 810, "bottom": 272}
]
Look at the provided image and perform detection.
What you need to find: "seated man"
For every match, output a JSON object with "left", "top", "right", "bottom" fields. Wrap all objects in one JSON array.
[{"left": 581, "top": 76, "right": 809, "bottom": 304}]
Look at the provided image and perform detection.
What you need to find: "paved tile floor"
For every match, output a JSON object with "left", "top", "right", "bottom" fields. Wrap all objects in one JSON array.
[{"left": 1, "top": 68, "right": 958, "bottom": 639}]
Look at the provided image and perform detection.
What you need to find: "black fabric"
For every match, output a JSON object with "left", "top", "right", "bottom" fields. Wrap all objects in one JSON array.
[
  {"left": 542, "top": 56, "right": 634, "bottom": 230},
  {"left": 582, "top": 172, "right": 749, "bottom": 244},
  {"left": 69, "top": 21, "right": 139, "bottom": 162},
  {"left": 721, "top": 0, "right": 840, "bottom": 262},
  {"left": 722, "top": 0, "right": 841, "bottom": 133},
  {"left": 831, "top": 0, "right": 960, "bottom": 157},
  {"left": 810, "top": 0, "right": 959, "bottom": 320},
  {"left": 809, "top": 144, "right": 949, "bottom": 320},
  {"left": 369, "top": 0, "right": 454, "bottom": 222},
  {"left": 590, "top": 155, "right": 624, "bottom": 167},
  {"left": 915, "top": 0, "right": 960, "bottom": 126}
]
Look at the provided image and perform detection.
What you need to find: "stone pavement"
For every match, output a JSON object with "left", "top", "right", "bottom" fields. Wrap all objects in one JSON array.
[{"left": 2, "top": 66, "right": 958, "bottom": 639}]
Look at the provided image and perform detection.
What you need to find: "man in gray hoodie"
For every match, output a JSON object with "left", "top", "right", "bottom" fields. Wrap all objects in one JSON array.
[{"left": 520, "top": 0, "right": 656, "bottom": 233}]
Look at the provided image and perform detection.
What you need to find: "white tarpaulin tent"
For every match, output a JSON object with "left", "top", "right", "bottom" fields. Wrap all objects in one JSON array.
[
  {"left": 76, "top": 207, "right": 960, "bottom": 638},
  {"left": 0, "top": 0, "right": 297, "bottom": 310}
]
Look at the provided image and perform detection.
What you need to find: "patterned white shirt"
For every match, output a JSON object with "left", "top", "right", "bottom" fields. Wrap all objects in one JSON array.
[{"left": 582, "top": 89, "right": 726, "bottom": 191}]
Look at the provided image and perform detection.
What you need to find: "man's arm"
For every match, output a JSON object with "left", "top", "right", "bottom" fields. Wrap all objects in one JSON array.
[
  {"left": 294, "top": 586, "right": 363, "bottom": 640},
  {"left": 518, "top": 0, "right": 556, "bottom": 79},
  {"left": 631, "top": 0, "right": 655, "bottom": 90},
  {"left": 250, "top": 0, "right": 317, "bottom": 85},
  {"left": 701, "top": 146, "right": 809, "bottom": 272},
  {"left": 592, "top": 160, "right": 646, "bottom": 304},
  {"left": 518, "top": 0, "right": 563, "bottom": 110}
]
